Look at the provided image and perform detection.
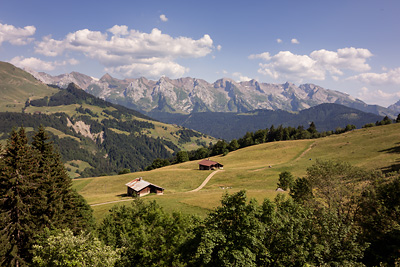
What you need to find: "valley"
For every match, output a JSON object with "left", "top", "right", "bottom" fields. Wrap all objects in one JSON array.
[
  {"left": 73, "top": 123, "right": 400, "bottom": 221},
  {"left": 1, "top": 61, "right": 400, "bottom": 266}
]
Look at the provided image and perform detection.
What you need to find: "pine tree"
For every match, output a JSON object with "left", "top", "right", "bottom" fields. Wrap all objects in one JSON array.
[
  {"left": 0, "top": 128, "right": 40, "bottom": 266},
  {"left": 31, "top": 125, "right": 94, "bottom": 233},
  {"left": 0, "top": 127, "right": 95, "bottom": 265},
  {"left": 31, "top": 125, "right": 72, "bottom": 228}
]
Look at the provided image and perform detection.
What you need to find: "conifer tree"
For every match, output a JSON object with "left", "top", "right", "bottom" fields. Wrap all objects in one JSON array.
[
  {"left": 32, "top": 125, "right": 72, "bottom": 228},
  {"left": 31, "top": 125, "right": 94, "bottom": 233},
  {"left": 0, "top": 127, "right": 95, "bottom": 265},
  {"left": 0, "top": 128, "right": 40, "bottom": 266}
]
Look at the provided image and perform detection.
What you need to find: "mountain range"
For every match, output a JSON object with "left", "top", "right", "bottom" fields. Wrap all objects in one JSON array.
[
  {"left": 0, "top": 61, "right": 215, "bottom": 177},
  {"left": 26, "top": 69, "right": 398, "bottom": 118}
]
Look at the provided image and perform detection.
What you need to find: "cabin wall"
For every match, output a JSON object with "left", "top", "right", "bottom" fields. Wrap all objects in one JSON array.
[{"left": 138, "top": 187, "right": 151, "bottom": 197}]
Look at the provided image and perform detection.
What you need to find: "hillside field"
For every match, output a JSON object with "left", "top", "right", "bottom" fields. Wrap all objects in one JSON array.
[{"left": 73, "top": 123, "right": 400, "bottom": 221}]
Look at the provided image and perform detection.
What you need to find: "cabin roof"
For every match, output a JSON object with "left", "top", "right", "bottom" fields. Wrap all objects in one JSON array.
[
  {"left": 198, "top": 159, "right": 223, "bottom": 167},
  {"left": 125, "top": 177, "right": 163, "bottom": 192}
]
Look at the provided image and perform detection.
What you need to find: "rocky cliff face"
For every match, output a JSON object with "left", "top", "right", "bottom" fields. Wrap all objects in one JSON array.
[{"left": 27, "top": 70, "right": 396, "bottom": 117}]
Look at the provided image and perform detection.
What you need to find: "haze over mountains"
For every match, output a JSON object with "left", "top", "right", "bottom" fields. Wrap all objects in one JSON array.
[{"left": 26, "top": 69, "right": 398, "bottom": 118}]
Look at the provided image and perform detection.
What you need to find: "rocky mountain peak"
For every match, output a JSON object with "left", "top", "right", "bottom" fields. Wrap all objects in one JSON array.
[
  {"left": 100, "top": 73, "right": 114, "bottom": 82},
  {"left": 26, "top": 69, "right": 397, "bottom": 118},
  {"left": 213, "top": 78, "right": 237, "bottom": 89}
]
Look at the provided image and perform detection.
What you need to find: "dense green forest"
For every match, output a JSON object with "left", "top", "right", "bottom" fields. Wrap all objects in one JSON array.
[
  {"left": 0, "top": 83, "right": 211, "bottom": 177},
  {"left": 0, "top": 112, "right": 175, "bottom": 177},
  {"left": 1, "top": 127, "right": 399, "bottom": 266}
]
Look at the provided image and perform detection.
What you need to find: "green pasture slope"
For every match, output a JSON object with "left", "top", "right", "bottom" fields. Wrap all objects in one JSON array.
[{"left": 73, "top": 123, "right": 400, "bottom": 222}]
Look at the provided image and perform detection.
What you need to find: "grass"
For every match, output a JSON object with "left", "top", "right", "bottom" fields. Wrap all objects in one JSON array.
[
  {"left": 46, "top": 127, "right": 81, "bottom": 142},
  {"left": 66, "top": 160, "right": 92, "bottom": 178},
  {"left": 142, "top": 119, "right": 216, "bottom": 150},
  {"left": 0, "top": 62, "right": 59, "bottom": 112},
  {"left": 73, "top": 123, "right": 400, "bottom": 223}
]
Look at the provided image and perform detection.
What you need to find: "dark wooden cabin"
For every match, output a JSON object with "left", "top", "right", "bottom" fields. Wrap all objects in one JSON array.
[
  {"left": 125, "top": 177, "right": 164, "bottom": 197},
  {"left": 198, "top": 159, "right": 224, "bottom": 170}
]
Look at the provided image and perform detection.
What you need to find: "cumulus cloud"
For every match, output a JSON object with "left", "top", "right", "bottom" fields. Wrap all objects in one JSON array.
[
  {"left": 276, "top": 38, "right": 282, "bottom": 43},
  {"left": 348, "top": 67, "right": 400, "bottom": 86},
  {"left": 250, "top": 47, "right": 373, "bottom": 82},
  {"left": 105, "top": 60, "right": 188, "bottom": 78},
  {"left": 160, "top": 14, "right": 168, "bottom": 22},
  {"left": 233, "top": 72, "right": 251, "bottom": 82},
  {"left": 357, "top": 86, "right": 400, "bottom": 106},
  {"left": 108, "top": 25, "right": 129, "bottom": 36},
  {"left": 257, "top": 51, "right": 324, "bottom": 81},
  {"left": 217, "top": 44, "right": 222, "bottom": 51},
  {"left": 311, "top": 47, "right": 372, "bottom": 74},
  {"left": 0, "top": 23, "right": 36, "bottom": 46},
  {"left": 248, "top": 52, "right": 271, "bottom": 61},
  {"left": 34, "top": 25, "right": 214, "bottom": 78},
  {"left": 291, "top": 38, "right": 299, "bottom": 44},
  {"left": 10, "top": 56, "right": 79, "bottom": 71}
]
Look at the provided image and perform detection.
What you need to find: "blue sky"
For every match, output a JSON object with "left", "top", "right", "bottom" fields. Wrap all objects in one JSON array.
[{"left": 1, "top": 0, "right": 399, "bottom": 107}]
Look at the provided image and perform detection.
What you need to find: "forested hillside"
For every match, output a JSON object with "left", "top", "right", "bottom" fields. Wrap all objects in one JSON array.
[{"left": 0, "top": 67, "right": 215, "bottom": 177}]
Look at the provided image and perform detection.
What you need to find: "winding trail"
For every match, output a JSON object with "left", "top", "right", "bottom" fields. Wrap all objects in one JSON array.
[
  {"left": 187, "top": 170, "right": 223, "bottom": 193},
  {"left": 294, "top": 141, "right": 316, "bottom": 162},
  {"left": 90, "top": 169, "right": 223, "bottom": 207},
  {"left": 250, "top": 141, "right": 316, "bottom": 172},
  {"left": 90, "top": 198, "right": 135, "bottom": 207}
]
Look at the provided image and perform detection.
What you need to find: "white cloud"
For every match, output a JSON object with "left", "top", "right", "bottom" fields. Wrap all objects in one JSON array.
[
  {"left": 250, "top": 47, "right": 373, "bottom": 82},
  {"left": 217, "top": 44, "right": 222, "bottom": 51},
  {"left": 0, "top": 23, "right": 36, "bottom": 46},
  {"left": 249, "top": 52, "right": 271, "bottom": 61},
  {"left": 233, "top": 72, "right": 251, "bottom": 82},
  {"left": 160, "top": 14, "right": 168, "bottom": 22},
  {"left": 105, "top": 60, "right": 188, "bottom": 78},
  {"left": 276, "top": 38, "right": 282, "bottom": 43},
  {"left": 291, "top": 38, "right": 299, "bottom": 44},
  {"left": 108, "top": 25, "right": 129, "bottom": 36},
  {"left": 34, "top": 25, "right": 214, "bottom": 79},
  {"left": 348, "top": 67, "right": 400, "bottom": 86},
  {"left": 357, "top": 86, "right": 400, "bottom": 106},
  {"left": 257, "top": 51, "right": 325, "bottom": 81},
  {"left": 10, "top": 56, "right": 79, "bottom": 71},
  {"left": 311, "top": 47, "right": 372, "bottom": 74}
]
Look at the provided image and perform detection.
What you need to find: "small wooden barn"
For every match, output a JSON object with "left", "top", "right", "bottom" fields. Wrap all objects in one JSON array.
[
  {"left": 125, "top": 177, "right": 164, "bottom": 197},
  {"left": 198, "top": 159, "right": 224, "bottom": 170}
]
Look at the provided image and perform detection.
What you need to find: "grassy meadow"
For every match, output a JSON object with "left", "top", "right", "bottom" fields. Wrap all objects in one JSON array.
[{"left": 73, "top": 123, "right": 400, "bottom": 222}]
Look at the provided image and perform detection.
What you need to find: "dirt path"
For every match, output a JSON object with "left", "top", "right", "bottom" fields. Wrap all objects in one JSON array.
[
  {"left": 90, "top": 170, "right": 223, "bottom": 207},
  {"left": 294, "top": 141, "right": 316, "bottom": 162},
  {"left": 187, "top": 170, "right": 223, "bottom": 192},
  {"left": 90, "top": 198, "right": 135, "bottom": 207},
  {"left": 250, "top": 141, "right": 316, "bottom": 172}
]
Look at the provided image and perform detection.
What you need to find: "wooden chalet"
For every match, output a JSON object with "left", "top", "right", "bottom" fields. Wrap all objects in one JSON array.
[
  {"left": 198, "top": 159, "right": 224, "bottom": 170},
  {"left": 125, "top": 177, "right": 164, "bottom": 197}
]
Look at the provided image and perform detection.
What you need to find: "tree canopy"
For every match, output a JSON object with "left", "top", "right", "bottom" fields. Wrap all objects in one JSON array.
[{"left": 0, "top": 127, "right": 94, "bottom": 265}]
